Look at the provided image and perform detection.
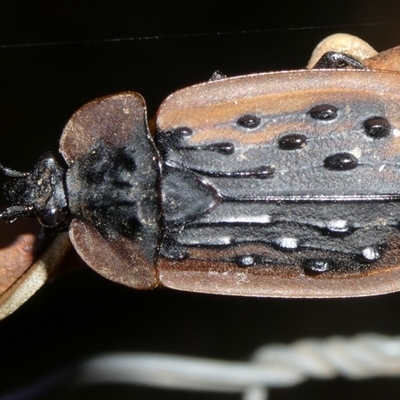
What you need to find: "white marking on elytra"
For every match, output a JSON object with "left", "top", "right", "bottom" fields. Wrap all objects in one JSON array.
[
  {"left": 351, "top": 147, "right": 362, "bottom": 158},
  {"left": 392, "top": 128, "right": 400, "bottom": 137}
]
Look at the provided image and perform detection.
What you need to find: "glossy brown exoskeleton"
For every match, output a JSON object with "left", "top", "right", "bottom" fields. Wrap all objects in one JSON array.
[{"left": 3, "top": 34, "right": 400, "bottom": 318}]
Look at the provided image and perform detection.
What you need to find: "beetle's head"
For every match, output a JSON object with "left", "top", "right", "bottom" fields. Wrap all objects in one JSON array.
[{"left": 0, "top": 152, "right": 70, "bottom": 228}]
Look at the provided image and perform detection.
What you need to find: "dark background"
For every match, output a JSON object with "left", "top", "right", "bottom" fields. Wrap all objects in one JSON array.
[{"left": 2, "top": 1, "right": 400, "bottom": 399}]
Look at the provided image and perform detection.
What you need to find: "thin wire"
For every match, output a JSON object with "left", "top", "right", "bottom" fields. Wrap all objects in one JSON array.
[{"left": 0, "top": 21, "right": 398, "bottom": 49}]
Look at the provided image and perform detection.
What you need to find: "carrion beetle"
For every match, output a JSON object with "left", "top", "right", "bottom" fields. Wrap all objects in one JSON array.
[{"left": 3, "top": 34, "right": 400, "bottom": 316}]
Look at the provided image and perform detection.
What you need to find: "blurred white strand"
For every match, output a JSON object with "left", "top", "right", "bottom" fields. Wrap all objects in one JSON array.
[
  {"left": 77, "top": 352, "right": 300, "bottom": 393},
  {"left": 1, "top": 333, "right": 400, "bottom": 400},
  {"left": 75, "top": 333, "right": 400, "bottom": 399}
]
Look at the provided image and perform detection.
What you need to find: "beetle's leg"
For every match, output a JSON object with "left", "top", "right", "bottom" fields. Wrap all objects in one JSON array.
[
  {"left": 209, "top": 70, "right": 227, "bottom": 81},
  {"left": 0, "top": 205, "right": 33, "bottom": 222},
  {"left": 0, "top": 163, "right": 34, "bottom": 222},
  {"left": 0, "top": 162, "right": 28, "bottom": 178},
  {"left": 312, "top": 51, "right": 367, "bottom": 69},
  {"left": 307, "top": 33, "right": 377, "bottom": 68}
]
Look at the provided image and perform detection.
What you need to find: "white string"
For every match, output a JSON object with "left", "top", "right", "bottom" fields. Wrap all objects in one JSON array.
[
  {"left": 251, "top": 333, "right": 400, "bottom": 379},
  {"left": 1, "top": 333, "right": 400, "bottom": 399},
  {"left": 76, "top": 353, "right": 301, "bottom": 392},
  {"left": 73, "top": 333, "right": 400, "bottom": 399}
]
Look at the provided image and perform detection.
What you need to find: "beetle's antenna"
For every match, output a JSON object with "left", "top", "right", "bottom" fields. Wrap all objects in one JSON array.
[{"left": 0, "top": 162, "right": 29, "bottom": 178}]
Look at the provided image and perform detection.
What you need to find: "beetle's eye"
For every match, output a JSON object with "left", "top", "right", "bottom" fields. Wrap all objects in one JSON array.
[
  {"left": 237, "top": 115, "right": 261, "bottom": 129},
  {"left": 363, "top": 117, "right": 391, "bottom": 139},
  {"left": 324, "top": 152, "right": 359, "bottom": 171},
  {"left": 278, "top": 134, "right": 307, "bottom": 150},
  {"left": 308, "top": 104, "right": 338, "bottom": 121},
  {"left": 36, "top": 206, "right": 61, "bottom": 227}
]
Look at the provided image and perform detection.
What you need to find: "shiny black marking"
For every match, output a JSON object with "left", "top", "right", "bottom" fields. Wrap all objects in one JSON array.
[
  {"left": 303, "top": 259, "right": 335, "bottom": 274},
  {"left": 237, "top": 115, "right": 261, "bottom": 129},
  {"left": 177, "top": 142, "right": 235, "bottom": 155},
  {"left": 186, "top": 165, "right": 275, "bottom": 179},
  {"left": 323, "top": 152, "right": 359, "bottom": 171},
  {"left": 161, "top": 197, "right": 399, "bottom": 271},
  {"left": 155, "top": 127, "right": 193, "bottom": 155},
  {"left": 174, "top": 127, "right": 193, "bottom": 137},
  {"left": 308, "top": 104, "right": 338, "bottom": 121},
  {"left": 278, "top": 134, "right": 307, "bottom": 150},
  {"left": 312, "top": 51, "right": 367, "bottom": 69},
  {"left": 67, "top": 143, "right": 140, "bottom": 239},
  {"left": 363, "top": 117, "right": 391, "bottom": 139},
  {"left": 205, "top": 143, "right": 235, "bottom": 155}
]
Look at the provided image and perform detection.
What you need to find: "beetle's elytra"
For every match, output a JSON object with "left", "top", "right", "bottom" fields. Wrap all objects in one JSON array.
[{"left": 3, "top": 34, "right": 400, "bottom": 302}]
